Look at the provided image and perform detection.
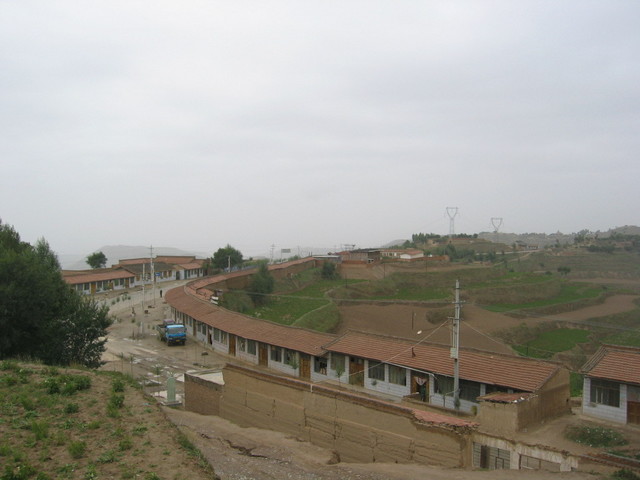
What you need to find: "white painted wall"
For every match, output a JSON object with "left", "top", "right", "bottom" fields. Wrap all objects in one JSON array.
[{"left": 582, "top": 377, "right": 627, "bottom": 424}]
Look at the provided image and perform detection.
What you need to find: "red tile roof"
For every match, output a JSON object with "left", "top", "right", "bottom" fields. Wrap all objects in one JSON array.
[
  {"left": 166, "top": 286, "right": 335, "bottom": 356},
  {"left": 63, "top": 269, "right": 135, "bottom": 285},
  {"left": 582, "top": 344, "right": 640, "bottom": 386},
  {"left": 117, "top": 258, "right": 150, "bottom": 265},
  {"left": 323, "top": 331, "right": 560, "bottom": 392},
  {"left": 177, "top": 261, "right": 204, "bottom": 270},
  {"left": 155, "top": 256, "right": 196, "bottom": 264}
]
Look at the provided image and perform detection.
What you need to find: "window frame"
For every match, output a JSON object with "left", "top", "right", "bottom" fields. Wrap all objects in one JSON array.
[
  {"left": 368, "top": 362, "right": 385, "bottom": 381},
  {"left": 591, "top": 378, "right": 620, "bottom": 407}
]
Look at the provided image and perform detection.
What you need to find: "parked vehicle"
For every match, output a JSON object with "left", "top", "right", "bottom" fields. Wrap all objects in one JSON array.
[{"left": 156, "top": 319, "right": 186, "bottom": 346}]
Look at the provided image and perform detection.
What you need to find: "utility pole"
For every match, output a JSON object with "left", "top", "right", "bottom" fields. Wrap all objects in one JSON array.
[
  {"left": 491, "top": 217, "right": 503, "bottom": 244},
  {"left": 150, "top": 245, "right": 155, "bottom": 306},
  {"left": 446, "top": 207, "right": 458, "bottom": 238},
  {"left": 451, "top": 280, "right": 462, "bottom": 409}
]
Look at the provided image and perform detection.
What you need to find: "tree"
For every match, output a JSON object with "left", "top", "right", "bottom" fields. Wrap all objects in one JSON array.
[
  {"left": 86, "top": 251, "right": 107, "bottom": 269},
  {"left": 321, "top": 261, "right": 338, "bottom": 280},
  {"left": 211, "top": 245, "right": 243, "bottom": 271},
  {"left": 0, "top": 220, "right": 111, "bottom": 367},
  {"left": 248, "top": 262, "right": 274, "bottom": 306}
]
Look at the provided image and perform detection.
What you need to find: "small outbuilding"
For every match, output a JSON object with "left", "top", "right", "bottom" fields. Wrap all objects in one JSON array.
[{"left": 581, "top": 344, "right": 640, "bottom": 425}]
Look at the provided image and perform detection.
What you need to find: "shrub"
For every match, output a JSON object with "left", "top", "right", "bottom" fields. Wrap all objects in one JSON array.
[
  {"left": 108, "top": 394, "right": 125, "bottom": 409},
  {"left": 97, "top": 449, "right": 117, "bottom": 463},
  {"left": 30, "top": 421, "right": 49, "bottom": 441},
  {"left": 111, "top": 378, "right": 125, "bottom": 393},
  {"left": 613, "top": 470, "right": 640, "bottom": 480},
  {"left": 0, "top": 360, "right": 19, "bottom": 371},
  {"left": 118, "top": 437, "right": 133, "bottom": 451},
  {"left": 565, "top": 425, "right": 628, "bottom": 447},
  {"left": 68, "top": 440, "right": 87, "bottom": 459}
]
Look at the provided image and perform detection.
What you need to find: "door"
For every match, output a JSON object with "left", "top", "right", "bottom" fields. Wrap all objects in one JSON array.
[
  {"left": 411, "top": 373, "right": 429, "bottom": 402},
  {"left": 228, "top": 334, "right": 236, "bottom": 356},
  {"left": 299, "top": 354, "right": 311, "bottom": 380},
  {"left": 349, "top": 357, "right": 364, "bottom": 386},
  {"left": 258, "top": 343, "right": 268, "bottom": 366},
  {"left": 628, "top": 401, "right": 640, "bottom": 424}
]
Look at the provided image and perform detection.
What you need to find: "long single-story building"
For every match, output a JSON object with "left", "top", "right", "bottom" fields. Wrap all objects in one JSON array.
[{"left": 165, "top": 266, "right": 570, "bottom": 420}]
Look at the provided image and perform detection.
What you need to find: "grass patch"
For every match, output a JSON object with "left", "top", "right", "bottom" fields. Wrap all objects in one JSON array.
[
  {"left": 0, "top": 361, "right": 216, "bottom": 480},
  {"left": 293, "top": 303, "right": 341, "bottom": 333},
  {"left": 484, "top": 283, "right": 601, "bottom": 312},
  {"left": 245, "top": 278, "right": 349, "bottom": 325},
  {"left": 611, "top": 470, "right": 640, "bottom": 480},
  {"left": 513, "top": 328, "right": 590, "bottom": 359},
  {"left": 570, "top": 372, "right": 584, "bottom": 397}
]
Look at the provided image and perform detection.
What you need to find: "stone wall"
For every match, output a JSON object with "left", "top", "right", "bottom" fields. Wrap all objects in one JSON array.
[{"left": 187, "top": 364, "right": 474, "bottom": 467}]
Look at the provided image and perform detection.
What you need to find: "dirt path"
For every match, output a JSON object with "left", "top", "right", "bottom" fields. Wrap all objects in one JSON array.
[{"left": 546, "top": 294, "right": 639, "bottom": 323}]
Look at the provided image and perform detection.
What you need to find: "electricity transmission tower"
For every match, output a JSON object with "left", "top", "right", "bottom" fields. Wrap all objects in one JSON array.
[
  {"left": 446, "top": 207, "right": 458, "bottom": 238},
  {"left": 491, "top": 217, "right": 503, "bottom": 244}
]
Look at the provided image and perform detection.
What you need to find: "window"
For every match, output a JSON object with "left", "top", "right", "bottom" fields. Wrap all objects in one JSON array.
[
  {"left": 220, "top": 331, "right": 228, "bottom": 344},
  {"left": 460, "top": 380, "right": 481, "bottom": 402},
  {"left": 237, "top": 337, "right": 246, "bottom": 352},
  {"left": 284, "top": 349, "right": 296, "bottom": 366},
  {"left": 247, "top": 340, "right": 257, "bottom": 355},
  {"left": 314, "top": 357, "right": 328, "bottom": 375},
  {"left": 331, "top": 354, "right": 345, "bottom": 373},
  {"left": 485, "top": 384, "right": 506, "bottom": 395},
  {"left": 213, "top": 328, "right": 221, "bottom": 342},
  {"left": 388, "top": 365, "right": 407, "bottom": 386},
  {"left": 270, "top": 347, "right": 282, "bottom": 362},
  {"left": 591, "top": 379, "right": 620, "bottom": 407},
  {"left": 368, "top": 362, "right": 385, "bottom": 381},
  {"left": 435, "top": 375, "right": 454, "bottom": 396}
]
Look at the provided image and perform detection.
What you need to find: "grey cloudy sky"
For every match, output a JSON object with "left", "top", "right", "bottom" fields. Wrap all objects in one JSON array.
[{"left": 1, "top": 1, "right": 638, "bottom": 257}]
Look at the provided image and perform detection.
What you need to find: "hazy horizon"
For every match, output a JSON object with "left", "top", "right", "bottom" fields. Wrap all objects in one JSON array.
[{"left": 2, "top": 2, "right": 638, "bottom": 256}]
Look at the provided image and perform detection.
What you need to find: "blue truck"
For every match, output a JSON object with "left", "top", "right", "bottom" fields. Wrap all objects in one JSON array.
[{"left": 156, "top": 319, "right": 187, "bottom": 346}]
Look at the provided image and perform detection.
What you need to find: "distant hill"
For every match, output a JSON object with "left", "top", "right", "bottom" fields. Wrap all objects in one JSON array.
[{"left": 62, "top": 245, "right": 208, "bottom": 270}]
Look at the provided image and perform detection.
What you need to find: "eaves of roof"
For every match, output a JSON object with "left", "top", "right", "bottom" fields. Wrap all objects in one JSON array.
[
  {"left": 323, "top": 331, "right": 560, "bottom": 392},
  {"left": 582, "top": 344, "right": 640, "bottom": 386},
  {"left": 166, "top": 287, "right": 335, "bottom": 356},
  {"left": 64, "top": 269, "right": 135, "bottom": 284}
]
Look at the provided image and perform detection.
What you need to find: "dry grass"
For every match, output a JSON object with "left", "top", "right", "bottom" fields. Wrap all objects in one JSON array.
[{"left": 0, "top": 360, "right": 218, "bottom": 480}]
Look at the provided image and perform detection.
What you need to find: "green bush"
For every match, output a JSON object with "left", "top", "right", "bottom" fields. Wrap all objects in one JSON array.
[
  {"left": 64, "top": 403, "right": 79, "bottom": 414},
  {"left": 30, "top": 421, "right": 49, "bottom": 441},
  {"left": 108, "top": 394, "right": 125, "bottom": 409},
  {"left": 118, "top": 437, "right": 133, "bottom": 451},
  {"left": 68, "top": 440, "right": 87, "bottom": 459},
  {"left": 612, "top": 470, "right": 640, "bottom": 480},
  {"left": 565, "top": 425, "right": 628, "bottom": 447},
  {"left": 111, "top": 378, "right": 125, "bottom": 393}
]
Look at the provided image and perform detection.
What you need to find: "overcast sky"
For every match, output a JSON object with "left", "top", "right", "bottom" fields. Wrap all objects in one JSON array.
[{"left": 1, "top": 1, "right": 638, "bottom": 257}]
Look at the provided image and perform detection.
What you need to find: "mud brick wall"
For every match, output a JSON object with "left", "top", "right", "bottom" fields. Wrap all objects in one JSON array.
[
  {"left": 184, "top": 373, "right": 223, "bottom": 416},
  {"left": 209, "top": 365, "right": 472, "bottom": 467}
]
